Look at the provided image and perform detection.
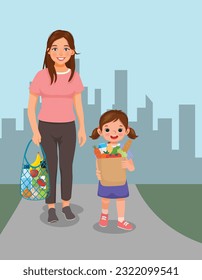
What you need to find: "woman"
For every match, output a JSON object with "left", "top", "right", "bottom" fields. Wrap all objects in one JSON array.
[{"left": 28, "top": 30, "right": 86, "bottom": 223}]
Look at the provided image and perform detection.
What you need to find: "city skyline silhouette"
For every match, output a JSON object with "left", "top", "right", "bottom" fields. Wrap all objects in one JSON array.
[{"left": 0, "top": 59, "right": 201, "bottom": 184}]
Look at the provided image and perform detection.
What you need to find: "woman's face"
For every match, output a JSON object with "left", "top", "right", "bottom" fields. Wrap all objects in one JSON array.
[
  {"left": 47, "top": 37, "right": 74, "bottom": 66},
  {"left": 97, "top": 119, "right": 130, "bottom": 144}
]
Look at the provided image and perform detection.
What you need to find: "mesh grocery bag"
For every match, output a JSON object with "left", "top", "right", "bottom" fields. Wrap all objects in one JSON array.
[{"left": 20, "top": 140, "right": 50, "bottom": 200}]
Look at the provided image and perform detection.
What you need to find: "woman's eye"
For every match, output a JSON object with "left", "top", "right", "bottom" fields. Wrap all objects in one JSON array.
[
  {"left": 64, "top": 48, "right": 70, "bottom": 51},
  {"left": 52, "top": 48, "right": 57, "bottom": 51},
  {"left": 118, "top": 128, "right": 123, "bottom": 132},
  {"left": 105, "top": 128, "right": 110, "bottom": 132}
]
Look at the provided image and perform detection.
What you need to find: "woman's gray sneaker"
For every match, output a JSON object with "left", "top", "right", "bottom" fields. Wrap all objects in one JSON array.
[
  {"left": 62, "top": 206, "right": 75, "bottom": 220},
  {"left": 48, "top": 208, "right": 59, "bottom": 223}
]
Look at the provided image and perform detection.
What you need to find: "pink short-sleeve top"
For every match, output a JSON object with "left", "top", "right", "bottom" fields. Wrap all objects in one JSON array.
[{"left": 29, "top": 68, "right": 84, "bottom": 123}]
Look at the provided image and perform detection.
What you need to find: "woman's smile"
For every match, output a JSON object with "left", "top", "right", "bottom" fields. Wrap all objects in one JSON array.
[{"left": 57, "top": 57, "right": 66, "bottom": 61}]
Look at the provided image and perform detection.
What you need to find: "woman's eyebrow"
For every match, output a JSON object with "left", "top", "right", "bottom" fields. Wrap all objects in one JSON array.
[
  {"left": 103, "top": 125, "right": 108, "bottom": 127},
  {"left": 52, "top": 45, "right": 57, "bottom": 47},
  {"left": 64, "top": 44, "right": 70, "bottom": 47}
]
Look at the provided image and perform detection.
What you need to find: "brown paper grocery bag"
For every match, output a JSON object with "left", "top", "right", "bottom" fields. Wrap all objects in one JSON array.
[{"left": 97, "top": 158, "right": 126, "bottom": 186}]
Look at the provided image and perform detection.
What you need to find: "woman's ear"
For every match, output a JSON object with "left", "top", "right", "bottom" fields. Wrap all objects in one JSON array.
[
  {"left": 71, "top": 50, "right": 75, "bottom": 56},
  {"left": 97, "top": 127, "right": 102, "bottom": 136},
  {"left": 47, "top": 48, "right": 50, "bottom": 55}
]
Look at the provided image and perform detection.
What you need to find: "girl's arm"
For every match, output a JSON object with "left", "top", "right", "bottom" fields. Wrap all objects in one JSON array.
[
  {"left": 73, "top": 93, "right": 86, "bottom": 147},
  {"left": 96, "top": 159, "right": 101, "bottom": 180},
  {"left": 28, "top": 92, "right": 41, "bottom": 146},
  {"left": 122, "top": 158, "right": 135, "bottom": 172}
]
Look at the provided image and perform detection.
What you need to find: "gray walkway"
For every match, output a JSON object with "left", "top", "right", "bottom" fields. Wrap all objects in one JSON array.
[{"left": 0, "top": 184, "right": 202, "bottom": 260}]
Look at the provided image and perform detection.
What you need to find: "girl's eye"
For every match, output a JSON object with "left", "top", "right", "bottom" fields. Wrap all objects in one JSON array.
[
  {"left": 105, "top": 128, "right": 110, "bottom": 133},
  {"left": 118, "top": 128, "right": 123, "bottom": 133},
  {"left": 64, "top": 48, "right": 70, "bottom": 51},
  {"left": 52, "top": 48, "right": 57, "bottom": 51}
]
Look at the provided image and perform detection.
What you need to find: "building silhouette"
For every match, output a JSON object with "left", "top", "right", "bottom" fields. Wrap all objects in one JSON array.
[
  {"left": 0, "top": 59, "right": 202, "bottom": 184},
  {"left": 179, "top": 105, "right": 195, "bottom": 157},
  {"left": 112, "top": 70, "right": 127, "bottom": 114}
]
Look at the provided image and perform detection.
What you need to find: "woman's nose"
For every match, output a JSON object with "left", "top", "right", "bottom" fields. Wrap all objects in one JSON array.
[{"left": 58, "top": 49, "right": 63, "bottom": 56}]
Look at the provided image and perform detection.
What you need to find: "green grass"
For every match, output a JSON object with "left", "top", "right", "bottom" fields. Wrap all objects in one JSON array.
[
  {"left": 137, "top": 184, "right": 202, "bottom": 243},
  {"left": 1, "top": 184, "right": 202, "bottom": 243},
  {"left": 0, "top": 185, "right": 21, "bottom": 234}
]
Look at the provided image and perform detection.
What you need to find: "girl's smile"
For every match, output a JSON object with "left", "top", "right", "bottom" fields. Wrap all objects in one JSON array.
[{"left": 110, "top": 135, "right": 118, "bottom": 140}]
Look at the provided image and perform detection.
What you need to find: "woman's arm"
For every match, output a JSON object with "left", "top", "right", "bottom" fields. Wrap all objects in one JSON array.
[
  {"left": 73, "top": 93, "right": 86, "bottom": 147},
  {"left": 27, "top": 92, "right": 41, "bottom": 146}
]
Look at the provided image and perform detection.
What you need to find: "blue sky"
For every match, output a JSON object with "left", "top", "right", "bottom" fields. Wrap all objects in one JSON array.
[{"left": 1, "top": 0, "right": 202, "bottom": 156}]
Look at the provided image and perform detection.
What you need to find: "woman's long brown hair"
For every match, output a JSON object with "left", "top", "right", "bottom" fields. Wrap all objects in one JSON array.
[{"left": 43, "top": 30, "right": 77, "bottom": 84}]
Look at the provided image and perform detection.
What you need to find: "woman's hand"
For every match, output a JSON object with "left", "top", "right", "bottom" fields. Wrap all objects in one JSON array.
[
  {"left": 78, "top": 127, "right": 86, "bottom": 147},
  {"left": 122, "top": 159, "right": 135, "bottom": 171},
  {"left": 96, "top": 169, "right": 102, "bottom": 180},
  {"left": 32, "top": 131, "right": 41, "bottom": 146}
]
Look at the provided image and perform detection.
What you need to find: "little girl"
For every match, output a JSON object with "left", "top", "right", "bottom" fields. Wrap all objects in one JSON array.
[{"left": 90, "top": 110, "right": 138, "bottom": 230}]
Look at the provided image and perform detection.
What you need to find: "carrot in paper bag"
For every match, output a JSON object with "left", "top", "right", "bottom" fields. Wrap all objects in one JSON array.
[{"left": 93, "top": 146, "right": 102, "bottom": 158}]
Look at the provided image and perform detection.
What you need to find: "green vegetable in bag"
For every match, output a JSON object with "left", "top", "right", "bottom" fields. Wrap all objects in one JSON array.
[
  {"left": 111, "top": 146, "right": 120, "bottom": 154},
  {"left": 117, "top": 148, "right": 127, "bottom": 158}
]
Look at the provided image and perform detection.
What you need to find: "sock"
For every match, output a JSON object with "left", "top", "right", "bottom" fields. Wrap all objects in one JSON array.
[
  {"left": 102, "top": 209, "right": 108, "bottom": 215},
  {"left": 118, "top": 217, "right": 124, "bottom": 222}
]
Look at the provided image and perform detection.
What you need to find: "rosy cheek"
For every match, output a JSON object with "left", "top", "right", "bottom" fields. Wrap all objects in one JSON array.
[
  {"left": 50, "top": 53, "right": 56, "bottom": 61},
  {"left": 104, "top": 132, "right": 110, "bottom": 138},
  {"left": 118, "top": 132, "right": 124, "bottom": 137}
]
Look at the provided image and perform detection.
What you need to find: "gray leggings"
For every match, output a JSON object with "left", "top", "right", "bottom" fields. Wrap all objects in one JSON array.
[{"left": 38, "top": 120, "right": 76, "bottom": 204}]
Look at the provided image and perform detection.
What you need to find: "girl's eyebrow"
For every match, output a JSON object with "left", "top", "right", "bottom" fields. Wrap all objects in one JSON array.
[
  {"left": 103, "top": 125, "right": 108, "bottom": 127},
  {"left": 52, "top": 45, "right": 57, "bottom": 47},
  {"left": 64, "top": 44, "right": 70, "bottom": 47}
]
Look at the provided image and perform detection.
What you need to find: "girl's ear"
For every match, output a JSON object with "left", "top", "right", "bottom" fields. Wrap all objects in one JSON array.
[
  {"left": 47, "top": 48, "right": 50, "bottom": 55},
  {"left": 71, "top": 50, "right": 75, "bottom": 56},
  {"left": 97, "top": 128, "right": 102, "bottom": 136},
  {"left": 126, "top": 127, "right": 130, "bottom": 135}
]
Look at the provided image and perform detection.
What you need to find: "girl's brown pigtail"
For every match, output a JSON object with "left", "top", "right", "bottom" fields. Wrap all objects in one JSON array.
[
  {"left": 89, "top": 128, "right": 100, "bottom": 139},
  {"left": 128, "top": 127, "right": 138, "bottom": 140}
]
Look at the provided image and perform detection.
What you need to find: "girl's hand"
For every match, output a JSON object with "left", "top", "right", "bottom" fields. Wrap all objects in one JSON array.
[
  {"left": 78, "top": 127, "right": 86, "bottom": 147},
  {"left": 122, "top": 159, "right": 135, "bottom": 171},
  {"left": 96, "top": 169, "right": 102, "bottom": 180},
  {"left": 32, "top": 131, "right": 41, "bottom": 146}
]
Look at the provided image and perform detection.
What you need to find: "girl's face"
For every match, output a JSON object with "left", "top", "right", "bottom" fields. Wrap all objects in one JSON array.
[
  {"left": 97, "top": 119, "right": 130, "bottom": 144},
  {"left": 47, "top": 37, "right": 75, "bottom": 66}
]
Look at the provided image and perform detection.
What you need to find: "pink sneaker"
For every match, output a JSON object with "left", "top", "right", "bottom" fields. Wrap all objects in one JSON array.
[
  {"left": 117, "top": 220, "right": 133, "bottom": 231},
  {"left": 99, "top": 213, "right": 109, "bottom": 227}
]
